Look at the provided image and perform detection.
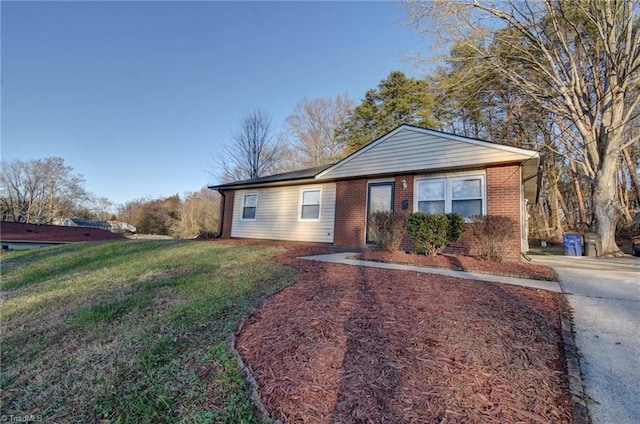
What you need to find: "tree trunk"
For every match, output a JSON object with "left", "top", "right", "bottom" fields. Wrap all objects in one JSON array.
[
  {"left": 622, "top": 147, "right": 640, "bottom": 208},
  {"left": 569, "top": 160, "right": 588, "bottom": 230},
  {"left": 593, "top": 138, "right": 623, "bottom": 255},
  {"left": 547, "top": 165, "right": 563, "bottom": 242},
  {"left": 556, "top": 185, "right": 575, "bottom": 230},
  {"left": 534, "top": 197, "right": 551, "bottom": 241},
  {"left": 618, "top": 166, "right": 633, "bottom": 224}
]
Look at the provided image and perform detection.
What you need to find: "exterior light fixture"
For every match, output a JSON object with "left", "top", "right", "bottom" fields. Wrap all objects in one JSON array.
[{"left": 402, "top": 178, "right": 408, "bottom": 189}]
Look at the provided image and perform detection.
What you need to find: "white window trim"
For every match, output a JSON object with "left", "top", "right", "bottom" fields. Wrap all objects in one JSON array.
[
  {"left": 298, "top": 187, "right": 322, "bottom": 222},
  {"left": 414, "top": 171, "right": 486, "bottom": 219},
  {"left": 367, "top": 177, "right": 395, "bottom": 184},
  {"left": 240, "top": 192, "right": 258, "bottom": 221}
]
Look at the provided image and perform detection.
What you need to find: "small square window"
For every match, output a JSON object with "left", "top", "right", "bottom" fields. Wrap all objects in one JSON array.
[
  {"left": 419, "top": 180, "right": 445, "bottom": 200},
  {"left": 451, "top": 177, "right": 483, "bottom": 219},
  {"left": 417, "top": 179, "right": 446, "bottom": 214},
  {"left": 242, "top": 193, "right": 257, "bottom": 220},
  {"left": 418, "top": 200, "right": 445, "bottom": 214},
  {"left": 452, "top": 178, "right": 482, "bottom": 199},
  {"left": 300, "top": 188, "right": 321, "bottom": 221},
  {"left": 452, "top": 199, "right": 482, "bottom": 217}
]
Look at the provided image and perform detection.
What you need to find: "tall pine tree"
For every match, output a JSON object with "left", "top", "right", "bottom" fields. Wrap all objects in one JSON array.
[{"left": 335, "top": 71, "right": 439, "bottom": 152}]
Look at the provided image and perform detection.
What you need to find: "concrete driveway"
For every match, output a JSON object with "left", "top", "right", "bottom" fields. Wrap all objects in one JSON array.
[{"left": 531, "top": 255, "right": 640, "bottom": 424}]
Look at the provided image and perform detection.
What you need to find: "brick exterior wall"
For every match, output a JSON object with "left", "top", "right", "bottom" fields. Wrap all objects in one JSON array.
[
  {"left": 443, "top": 234, "right": 472, "bottom": 256},
  {"left": 333, "top": 179, "right": 368, "bottom": 247},
  {"left": 220, "top": 190, "right": 235, "bottom": 239},
  {"left": 333, "top": 176, "right": 415, "bottom": 248},
  {"left": 393, "top": 175, "right": 416, "bottom": 252},
  {"left": 484, "top": 163, "right": 522, "bottom": 258}
]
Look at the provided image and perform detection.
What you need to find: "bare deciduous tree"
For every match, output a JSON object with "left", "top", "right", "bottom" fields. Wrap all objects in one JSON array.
[
  {"left": 408, "top": 0, "right": 640, "bottom": 255},
  {"left": 1, "top": 157, "right": 88, "bottom": 223},
  {"left": 213, "top": 109, "right": 282, "bottom": 183},
  {"left": 282, "top": 94, "right": 354, "bottom": 168},
  {"left": 92, "top": 196, "right": 114, "bottom": 221},
  {"left": 170, "top": 187, "right": 221, "bottom": 238}
]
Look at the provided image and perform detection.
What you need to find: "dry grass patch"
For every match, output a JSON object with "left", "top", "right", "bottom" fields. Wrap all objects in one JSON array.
[{"left": 1, "top": 240, "right": 296, "bottom": 423}]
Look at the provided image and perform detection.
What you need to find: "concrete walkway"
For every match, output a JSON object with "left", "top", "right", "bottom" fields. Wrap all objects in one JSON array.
[
  {"left": 299, "top": 252, "right": 640, "bottom": 424},
  {"left": 531, "top": 255, "right": 640, "bottom": 424},
  {"left": 299, "top": 252, "right": 562, "bottom": 292}
]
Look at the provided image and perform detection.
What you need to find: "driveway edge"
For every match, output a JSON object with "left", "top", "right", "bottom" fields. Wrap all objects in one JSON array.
[{"left": 558, "top": 295, "right": 591, "bottom": 424}]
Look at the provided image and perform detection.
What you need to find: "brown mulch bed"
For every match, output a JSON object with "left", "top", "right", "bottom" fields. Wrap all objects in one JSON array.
[
  {"left": 233, "top": 241, "right": 573, "bottom": 424},
  {"left": 357, "top": 251, "right": 557, "bottom": 281}
]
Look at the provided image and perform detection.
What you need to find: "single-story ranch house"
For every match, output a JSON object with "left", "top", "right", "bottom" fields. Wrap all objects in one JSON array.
[{"left": 209, "top": 125, "right": 540, "bottom": 258}]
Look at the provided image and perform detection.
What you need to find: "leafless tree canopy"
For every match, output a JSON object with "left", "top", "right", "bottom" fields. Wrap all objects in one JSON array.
[
  {"left": 0, "top": 157, "right": 89, "bottom": 223},
  {"left": 171, "top": 188, "right": 221, "bottom": 238},
  {"left": 213, "top": 109, "right": 282, "bottom": 183},
  {"left": 114, "top": 189, "right": 220, "bottom": 237},
  {"left": 282, "top": 94, "right": 354, "bottom": 168}
]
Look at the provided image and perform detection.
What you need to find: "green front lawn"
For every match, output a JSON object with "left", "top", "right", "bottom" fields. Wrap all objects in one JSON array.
[{"left": 1, "top": 240, "right": 296, "bottom": 423}]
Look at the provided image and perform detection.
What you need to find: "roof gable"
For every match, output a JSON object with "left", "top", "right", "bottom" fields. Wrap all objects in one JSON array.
[
  {"left": 207, "top": 125, "right": 540, "bottom": 192},
  {"left": 317, "top": 125, "right": 539, "bottom": 180}
]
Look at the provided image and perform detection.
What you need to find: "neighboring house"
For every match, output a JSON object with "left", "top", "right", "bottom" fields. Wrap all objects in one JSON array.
[
  {"left": 1, "top": 221, "right": 123, "bottom": 250},
  {"left": 107, "top": 221, "right": 137, "bottom": 234},
  {"left": 53, "top": 217, "right": 137, "bottom": 234},
  {"left": 54, "top": 217, "right": 111, "bottom": 231},
  {"left": 209, "top": 125, "right": 540, "bottom": 258}
]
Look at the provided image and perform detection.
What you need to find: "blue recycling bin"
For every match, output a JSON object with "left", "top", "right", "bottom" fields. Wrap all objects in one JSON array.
[{"left": 563, "top": 233, "right": 583, "bottom": 256}]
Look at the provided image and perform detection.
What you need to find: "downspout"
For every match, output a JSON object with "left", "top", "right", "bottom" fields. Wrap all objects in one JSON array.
[{"left": 214, "top": 189, "right": 225, "bottom": 238}]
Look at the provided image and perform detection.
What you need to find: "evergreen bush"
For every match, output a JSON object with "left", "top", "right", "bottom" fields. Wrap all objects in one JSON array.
[{"left": 405, "top": 212, "right": 465, "bottom": 256}]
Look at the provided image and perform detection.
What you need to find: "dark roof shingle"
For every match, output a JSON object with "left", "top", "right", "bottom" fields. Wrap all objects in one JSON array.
[
  {"left": 209, "top": 163, "right": 334, "bottom": 190},
  {"left": 1, "top": 221, "right": 124, "bottom": 243}
]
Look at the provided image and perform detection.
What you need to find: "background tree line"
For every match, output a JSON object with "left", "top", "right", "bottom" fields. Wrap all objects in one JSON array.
[
  {"left": 117, "top": 188, "right": 220, "bottom": 238},
  {"left": 404, "top": 0, "right": 640, "bottom": 255},
  {"left": 0, "top": 157, "right": 221, "bottom": 238}
]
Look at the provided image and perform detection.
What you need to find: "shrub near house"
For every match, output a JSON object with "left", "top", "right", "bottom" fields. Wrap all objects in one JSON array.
[
  {"left": 368, "top": 211, "right": 405, "bottom": 252},
  {"left": 466, "top": 215, "right": 518, "bottom": 262},
  {"left": 405, "top": 212, "right": 465, "bottom": 256}
]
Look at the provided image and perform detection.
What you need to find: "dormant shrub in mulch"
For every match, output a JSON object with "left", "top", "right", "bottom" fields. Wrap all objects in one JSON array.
[
  {"left": 467, "top": 215, "right": 518, "bottom": 262},
  {"left": 368, "top": 211, "right": 406, "bottom": 252}
]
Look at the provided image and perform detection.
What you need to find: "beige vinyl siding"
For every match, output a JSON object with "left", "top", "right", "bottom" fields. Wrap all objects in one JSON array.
[
  {"left": 230, "top": 183, "right": 336, "bottom": 243},
  {"left": 321, "top": 128, "right": 534, "bottom": 179}
]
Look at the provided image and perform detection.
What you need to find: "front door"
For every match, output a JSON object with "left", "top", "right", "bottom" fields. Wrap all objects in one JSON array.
[{"left": 366, "top": 182, "right": 394, "bottom": 244}]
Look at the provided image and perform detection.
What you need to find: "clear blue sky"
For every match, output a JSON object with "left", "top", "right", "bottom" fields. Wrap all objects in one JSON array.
[{"left": 2, "top": 1, "right": 430, "bottom": 206}]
